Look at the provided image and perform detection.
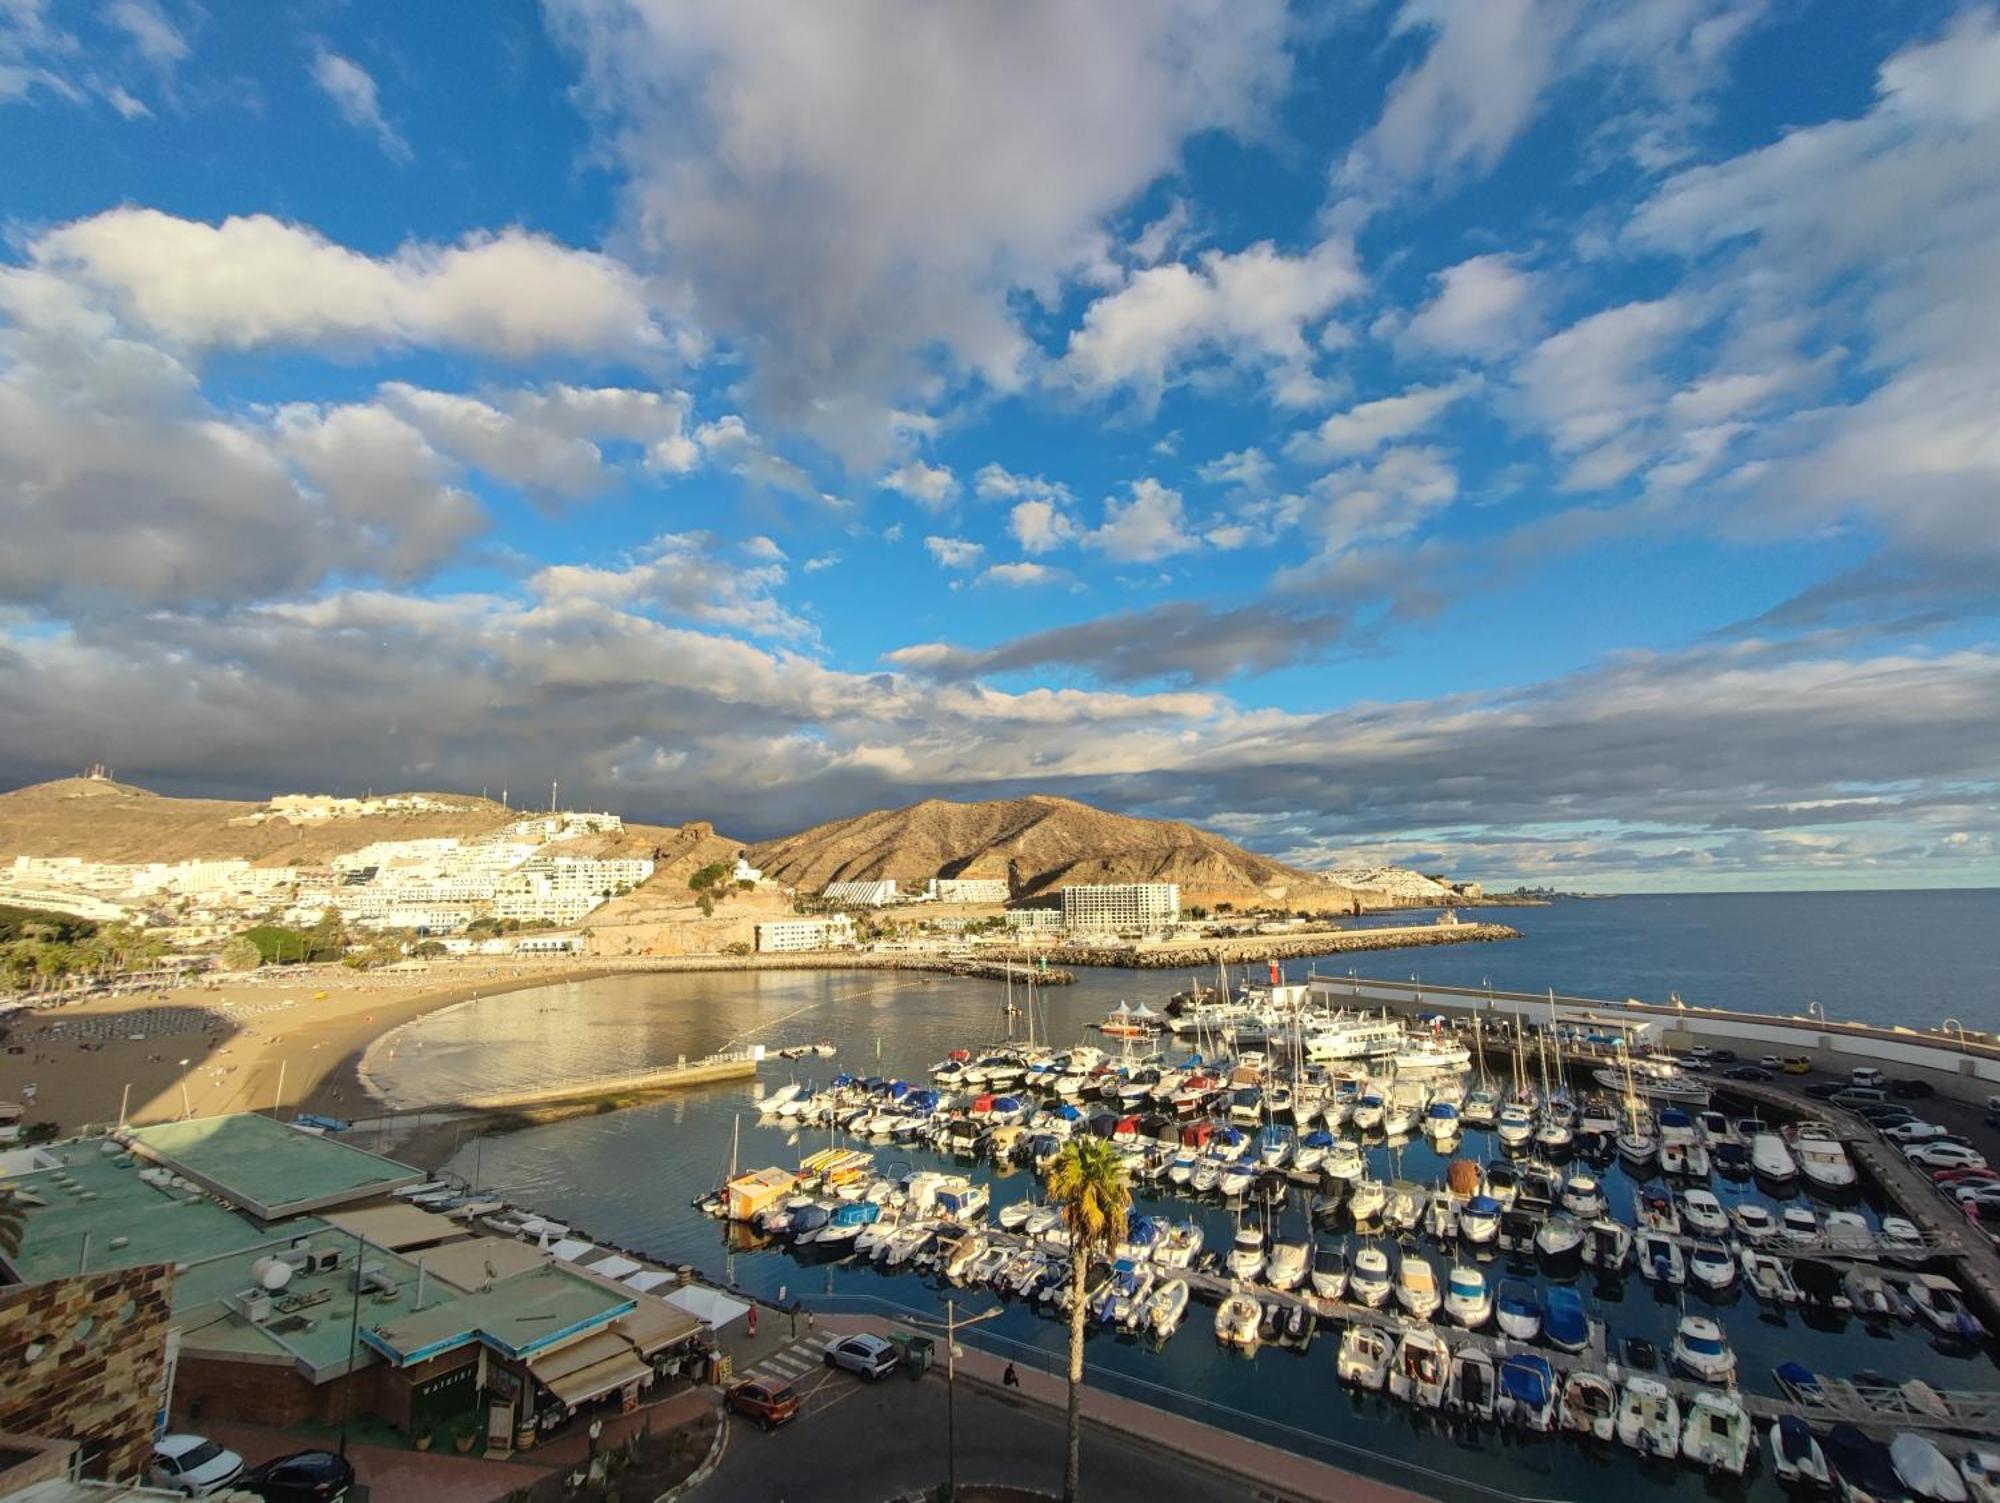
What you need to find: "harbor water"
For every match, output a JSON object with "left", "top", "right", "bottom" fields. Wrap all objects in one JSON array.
[{"left": 362, "top": 891, "right": 2000, "bottom": 1501}]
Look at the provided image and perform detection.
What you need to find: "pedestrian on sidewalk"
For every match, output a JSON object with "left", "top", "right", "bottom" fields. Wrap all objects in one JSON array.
[{"left": 1003, "top": 1362, "right": 1019, "bottom": 1388}]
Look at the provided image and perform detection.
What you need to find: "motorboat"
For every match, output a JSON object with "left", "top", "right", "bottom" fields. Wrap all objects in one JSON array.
[
  {"left": 1845, "top": 1265, "right": 1899, "bottom": 1321},
  {"left": 1681, "top": 1390, "right": 1753, "bottom": 1476},
  {"left": 1311, "top": 1243, "right": 1350, "bottom": 1300},
  {"left": 1445, "top": 1265, "right": 1492, "bottom": 1327},
  {"left": 1680, "top": 1188, "right": 1729, "bottom": 1238},
  {"left": 1616, "top": 1376, "right": 1681, "bottom": 1459},
  {"left": 1825, "top": 1210, "right": 1873, "bottom": 1252},
  {"left": 1496, "top": 1104, "right": 1535, "bottom": 1147},
  {"left": 1617, "top": 1114, "right": 1660, "bottom": 1170},
  {"left": 1659, "top": 1109, "right": 1710, "bottom": 1177},
  {"left": 1688, "top": 1241, "right": 1738, "bottom": 1292},
  {"left": 1891, "top": 1433, "right": 1967, "bottom": 1503},
  {"left": 1351, "top": 1245, "right": 1393, "bottom": 1307},
  {"left": 1337, "top": 1323, "right": 1392, "bottom": 1390},
  {"left": 1782, "top": 1204, "right": 1821, "bottom": 1244},
  {"left": 1743, "top": 1248, "right": 1801, "bottom": 1303},
  {"left": 1266, "top": 1239, "right": 1309, "bottom": 1292},
  {"left": 1389, "top": 1328, "right": 1452, "bottom": 1409},
  {"left": 1481, "top": 1161, "right": 1520, "bottom": 1207},
  {"left": 1752, "top": 1131, "right": 1800, "bottom": 1184},
  {"left": 1215, "top": 1289, "right": 1262, "bottom": 1348},
  {"left": 1796, "top": 1132, "right": 1858, "bottom": 1191},
  {"left": 1395, "top": 1254, "right": 1441, "bottom": 1320},
  {"left": 1637, "top": 1231, "right": 1684, "bottom": 1286},
  {"left": 1348, "top": 1177, "right": 1388, "bottom": 1222},
  {"left": 1823, "top": 1426, "right": 1910, "bottom": 1503},
  {"left": 1544, "top": 1284, "right": 1589, "bottom": 1352},
  {"left": 1227, "top": 1222, "right": 1267, "bottom": 1283},
  {"left": 1142, "top": 1276, "right": 1189, "bottom": 1338},
  {"left": 1768, "top": 1415, "right": 1832, "bottom": 1490},
  {"left": 1323, "top": 1139, "right": 1365, "bottom": 1181},
  {"left": 1560, "top": 1370, "right": 1617, "bottom": 1442},
  {"left": 1731, "top": 1202, "right": 1778, "bottom": 1243},
  {"left": 1961, "top": 1449, "right": 2000, "bottom": 1503},
  {"left": 998, "top": 1195, "right": 1039, "bottom": 1232},
  {"left": 1462, "top": 1089, "right": 1499, "bottom": 1127},
  {"left": 1638, "top": 1187, "right": 1681, "bottom": 1235},
  {"left": 1496, "top": 1278, "right": 1541, "bottom": 1340},
  {"left": 1450, "top": 1346, "right": 1497, "bottom": 1420},
  {"left": 1459, "top": 1193, "right": 1501, "bottom": 1244},
  {"left": 1292, "top": 1129, "right": 1333, "bottom": 1175},
  {"left": 1584, "top": 1217, "right": 1631, "bottom": 1272},
  {"left": 1154, "top": 1220, "right": 1205, "bottom": 1268},
  {"left": 1671, "top": 1314, "right": 1736, "bottom": 1384},
  {"left": 1561, "top": 1173, "right": 1606, "bottom": 1219},
  {"left": 1258, "top": 1123, "right": 1295, "bottom": 1169},
  {"left": 1423, "top": 1101, "right": 1462, "bottom": 1142},
  {"left": 1903, "top": 1275, "right": 1988, "bottom": 1343},
  {"left": 1218, "top": 1160, "right": 1257, "bottom": 1199},
  {"left": 1382, "top": 1100, "right": 1417, "bottom": 1138},
  {"left": 1535, "top": 1213, "right": 1584, "bottom": 1261},
  {"left": 1496, "top": 1353, "right": 1558, "bottom": 1432},
  {"left": 1881, "top": 1216, "right": 1927, "bottom": 1258},
  {"left": 1384, "top": 1179, "right": 1425, "bottom": 1233}
]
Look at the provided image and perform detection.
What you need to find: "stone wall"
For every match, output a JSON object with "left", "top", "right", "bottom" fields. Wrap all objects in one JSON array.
[{"left": 0, "top": 1264, "right": 175, "bottom": 1481}]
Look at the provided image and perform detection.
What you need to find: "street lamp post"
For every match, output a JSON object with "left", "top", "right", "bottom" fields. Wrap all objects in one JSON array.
[
  {"left": 941, "top": 1298, "right": 1003, "bottom": 1500},
  {"left": 1943, "top": 1017, "right": 1966, "bottom": 1046},
  {"left": 1807, "top": 1000, "right": 1825, "bottom": 1027}
]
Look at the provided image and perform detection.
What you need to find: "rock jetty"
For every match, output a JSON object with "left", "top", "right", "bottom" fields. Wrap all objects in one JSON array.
[{"left": 996, "top": 921, "right": 1518, "bottom": 970}]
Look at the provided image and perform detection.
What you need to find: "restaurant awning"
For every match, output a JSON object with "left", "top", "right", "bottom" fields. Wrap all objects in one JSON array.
[
  {"left": 664, "top": 1285, "right": 752, "bottom": 1332},
  {"left": 612, "top": 1299, "right": 703, "bottom": 1356},
  {"left": 528, "top": 1330, "right": 652, "bottom": 1408}
]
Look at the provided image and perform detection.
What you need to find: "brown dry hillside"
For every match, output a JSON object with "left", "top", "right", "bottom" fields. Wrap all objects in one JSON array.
[{"left": 748, "top": 795, "right": 1357, "bottom": 909}]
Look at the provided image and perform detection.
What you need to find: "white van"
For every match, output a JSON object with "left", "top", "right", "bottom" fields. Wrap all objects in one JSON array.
[{"left": 1849, "top": 1067, "right": 1886, "bottom": 1090}]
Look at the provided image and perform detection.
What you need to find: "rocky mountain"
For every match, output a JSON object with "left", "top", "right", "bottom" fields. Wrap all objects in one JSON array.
[{"left": 748, "top": 794, "right": 1368, "bottom": 909}]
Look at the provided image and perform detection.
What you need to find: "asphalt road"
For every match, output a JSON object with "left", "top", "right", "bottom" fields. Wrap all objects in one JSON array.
[{"left": 694, "top": 1364, "right": 1268, "bottom": 1503}]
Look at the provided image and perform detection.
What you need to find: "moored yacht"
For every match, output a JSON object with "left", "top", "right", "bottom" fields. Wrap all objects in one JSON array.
[
  {"left": 1445, "top": 1265, "right": 1493, "bottom": 1327},
  {"left": 1670, "top": 1314, "right": 1736, "bottom": 1384},
  {"left": 1350, "top": 1244, "right": 1393, "bottom": 1307}
]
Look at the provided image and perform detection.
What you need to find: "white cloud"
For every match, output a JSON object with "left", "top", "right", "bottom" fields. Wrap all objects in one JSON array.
[
  {"left": 973, "top": 462, "right": 1073, "bottom": 506},
  {"left": 1288, "top": 377, "right": 1474, "bottom": 461},
  {"left": 693, "top": 414, "right": 827, "bottom": 501},
  {"left": 880, "top": 459, "right": 961, "bottom": 510},
  {"left": 1059, "top": 238, "right": 1362, "bottom": 410},
  {"left": 1293, "top": 446, "right": 1459, "bottom": 565},
  {"left": 529, "top": 532, "right": 806, "bottom": 639},
  {"left": 1510, "top": 298, "right": 1690, "bottom": 484},
  {"left": 547, "top": 0, "right": 1291, "bottom": 461},
  {"left": 30, "top": 209, "right": 665, "bottom": 360},
  {"left": 1197, "top": 447, "right": 1274, "bottom": 493},
  {"left": 311, "top": 47, "right": 410, "bottom": 163},
  {"left": 923, "top": 535, "right": 984, "bottom": 570},
  {"left": 1090, "top": 478, "right": 1200, "bottom": 562},
  {"left": 1009, "top": 499, "right": 1079, "bottom": 555},
  {"left": 742, "top": 536, "right": 786, "bottom": 562},
  {"left": 1401, "top": 254, "right": 1541, "bottom": 358},
  {"left": 105, "top": 0, "right": 187, "bottom": 73},
  {"left": 980, "top": 561, "right": 1067, "bottom": 587}
]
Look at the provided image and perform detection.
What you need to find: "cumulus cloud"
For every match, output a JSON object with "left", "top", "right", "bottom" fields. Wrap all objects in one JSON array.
[
  {"left": 1009, "top": 499, "right": 1079, "bottom": 555},
  {"left": 973, "top": 463, "right": 1073, "bottom": 506},
  {"left": 1510, "top": 298, "right": 1692, "bottom": 487},
  {"left": 1061, "top": 238, "right": 1362, "bottom": 410},
  {"left": 1401, "top": 255, "right": 1541, "bottom": 358},
  {"left": 1089, "top": 478, "right": 1200, "bottom": 563},
  {"left": 546, "top": 0, "right": 1291, "bottom": 461},
  {"left": 1288, "top": 377, "right": 1474, "bottom": 461},
  {"left": 529, "top": 532, "right": 807, "bottom": 639},
  {"left": 923, "top": 536, "right": 984, "bottom": 571},
  {"left": 28, "top": 209, "right": 666, "bottom": 360},
  {"left": 880, "top": 459, "right": 961, "bottom": 510},
  {"left": 311, "top": 46, "right": 410, "bottom": 163},
  {"left": 1197, "top": 447, "right": 1274, "bottom": 493},
  {"left": 980, "top": 561, "right": 1066, "bottom": 587}
]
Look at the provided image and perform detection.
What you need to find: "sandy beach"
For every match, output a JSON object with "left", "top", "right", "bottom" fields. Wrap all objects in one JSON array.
[{"left": 0, "top": 960, "right": 602, "bottom": 1135}]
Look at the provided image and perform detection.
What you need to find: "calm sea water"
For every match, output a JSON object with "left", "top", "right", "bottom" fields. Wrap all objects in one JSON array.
[{"left": 361, "top": 892, "right": 2000, "bottom": 1503}]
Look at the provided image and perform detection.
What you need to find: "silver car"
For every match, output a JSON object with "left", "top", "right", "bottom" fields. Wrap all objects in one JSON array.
[
  {"left": 151, "top": 1436, "right": 245, "bottom": 1497},
  {"left": 822, "top": 1332, "right": 900, "bottom": 1380}
]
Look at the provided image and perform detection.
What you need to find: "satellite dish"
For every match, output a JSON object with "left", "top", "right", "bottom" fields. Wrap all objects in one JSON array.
[{"left": 254, "top": 1258, "right": 293, "bottom": 1291}]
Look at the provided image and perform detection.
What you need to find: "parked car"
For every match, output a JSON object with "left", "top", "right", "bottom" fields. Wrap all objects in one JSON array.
[
  {"left": 1883, "top": 1121, "right": 1948, "bottom": 1144},
  {"left": 823, "top": 1332, "right": 901, "bottom": 1380},
  {"left": 1904, "top": 1143, "right": 1988, "bottom": 1171},
  {"left": 1950, "top": 1184, "right": 2000, "bottom": 1208},
  {"left": 1849, "top": 1067, "right": 1886, "bottom": 1090},
  {"left": 1675, "top": 1054, "right": 1712, "bottom": 1072},
  {"left": 1889, "top": 1078, "right": 1936, "bottom": 1100},
  {"left": 151, "top": 1437, "right": 245, "bottom": 1498},
  {"left": 1707, "top": 1049, "right": 1738, "bottom": 1063},
  {"left": 1831, "top": 1088, "right": 1889, "bottom": 1108},
  {"left": 1803, "top": 1081, "right": 1845, "bottom": 1099},
  {"left": 1725, "top": 1064, "right": 1773, "bottom": 1081},
  {"left": 726, "top": 1377, "right": 802, "bottom": 1429},
  {"left": 1760, "top": 1055, "right": 1785, "bottom": 1070},
  {"left": 1857, "top": 1104, "right": 1917, "bottom": 1123},
  {"left": 237, "top": 1450, "right": 355, "bottom": 1503},
  {"left": 1781, "top": 1057, "right": 1813, "bottom": 1075},
  {"left": 1931, "top": 1166, "right": 2000, "bottom": 1186}
]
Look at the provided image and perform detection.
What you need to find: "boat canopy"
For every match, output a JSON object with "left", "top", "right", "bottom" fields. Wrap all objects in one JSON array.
[
  {"left": 1544, "top": 1287, "right": 1588, "bottom": 1346},
  {"left": 1499, "top": 1354, "right": 1554, "bottom": 1407}
]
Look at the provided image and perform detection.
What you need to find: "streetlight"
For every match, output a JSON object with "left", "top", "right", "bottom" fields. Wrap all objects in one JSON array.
[
  {"left": 1806, "top": 1001, "right": 1825, "bottom": 1027},
  {"left": 1943, "top": 1017, "right": 1966, "bottom": 1046},
  {"left": 928, "top": 1298, "right": 1003, "bottom": 1499}
]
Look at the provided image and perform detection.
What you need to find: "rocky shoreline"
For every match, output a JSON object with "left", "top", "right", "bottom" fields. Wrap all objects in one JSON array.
[{"left": 990, "top": 921, "right": 1519, "bottom": 970}]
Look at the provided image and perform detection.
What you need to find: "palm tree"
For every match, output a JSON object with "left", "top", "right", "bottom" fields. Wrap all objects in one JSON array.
[
  {"left": 1045, "top": 1136, "right": 1130, "bottom": 1503},
  {"left": 0, "top": 1188, "right": 24, "bottom": 1261}
]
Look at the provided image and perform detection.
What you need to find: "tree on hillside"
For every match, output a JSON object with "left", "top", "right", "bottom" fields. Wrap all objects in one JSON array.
[
  {"left": 219, "top": 935, "right": 263, "bottom": 972},
  {"left": 1046, "top": 1137, "right": 1131, "bottom": 1503}
]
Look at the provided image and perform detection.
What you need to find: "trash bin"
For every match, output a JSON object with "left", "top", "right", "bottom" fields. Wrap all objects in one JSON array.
[{"left": 897, "top": 1334, "right": 934, "bottom": 1380}]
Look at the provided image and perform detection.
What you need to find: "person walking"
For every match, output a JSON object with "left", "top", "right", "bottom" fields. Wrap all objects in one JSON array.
[{"left": 1003, "top": 1362, "right": 1020, "bottom": 1389}]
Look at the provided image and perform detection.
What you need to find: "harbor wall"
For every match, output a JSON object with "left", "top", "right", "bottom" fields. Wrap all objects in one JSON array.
[
  {"left": 995, "top": 922, "right": 1518, "bottom": 970},
  {"left": 450, "top": 1051, "right": 757, "bottom": 1110}
]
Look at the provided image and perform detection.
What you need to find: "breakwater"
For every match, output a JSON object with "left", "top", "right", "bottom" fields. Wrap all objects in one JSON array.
[
  {"left": 994, "top": 921, "right": 1518, "bottom": 970},
  {"left": 571, "top": 952, "right": 1074, "bottom": 984}
]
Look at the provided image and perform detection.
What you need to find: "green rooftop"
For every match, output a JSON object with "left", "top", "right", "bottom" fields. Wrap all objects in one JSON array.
[
  {"left": 127, "top": 1115, "right": 421, "bottom": 1219},
  {"left": 361, "top": 1260, "right": 635, "bottom": 1366}
]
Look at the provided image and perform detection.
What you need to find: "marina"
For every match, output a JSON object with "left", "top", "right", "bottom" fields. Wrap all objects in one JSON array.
[{"left": 366, "top": 956, "right": 2000, "bottom": 1501}]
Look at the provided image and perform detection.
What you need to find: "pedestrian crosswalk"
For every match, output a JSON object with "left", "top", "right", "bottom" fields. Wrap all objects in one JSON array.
[{"left": 743, "top": 1337, "right": 825, "bottom": 1385}]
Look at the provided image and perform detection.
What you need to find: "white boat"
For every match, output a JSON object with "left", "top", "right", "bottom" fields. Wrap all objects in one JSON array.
[
  {"left": 1731, "top": 1203, "right": 1778, "bottom": 1243},
  {"left": 1423, "top": 1101, "right": 1462, "bottom": 1142},
  {"left": 1218, "top": 1161, "right": 1257, "bottom": 1199},
  {"left": 1450, "top": 1346, "right": 1497, "bottom": 1419},
  {"left": 1681, "top": 1391, "right": 1753, "bottom": 1475},
  {"left": 1751, "top": 1131, "right": 1799, "bottom": 1183},
  {"left": 1769, "top": 1415, "right": 1833, "bottom": 1490},
  {"left": 1305, "top": 1012, "right": 1406, "bottom": 1062},
  {"left": 1559, "top": 1370, "right": 1617, "bottom": 1442},
  {"left": 1824, "top": 1210, "right": 1873, "bottom": 1251},
  {"left": 1348, "top": 1177, "right": 1388, "bottom": 1223},
  {"left": 1891, "top": 1433, "right": 1969, "bottom": 1503},
  {"left": 1496, "top": 1104, "right": 1534, "bottom": 1146},
  {"left": 1337, "top": 1323, "right": 1392, "bottom": 1389},
  {"left": 1796, "top": 1132, "right": 1857, "bottom": 1191},
  {"left": 1324, "top": 1139, "right": 1366, "bottom": 1181},
  {"left": 1459, "top": 1195, "right": 1501, "bottom": 1244},
  {"left": 1742, "top": 1247, "right": 1801, "bottom": 1303},
  {"left": 1688, "top": 1241, "right": 1738, "bottom": 1292},
  {"left": 1311, "top": 1244, "right": 1350, "bottom": 1300},
  {"left": 1226, "top": 1224, "right": 1267, "bottom": 1283},
  {"left": 1960, "top": 1448, "right": 2000, "bottom": 1503},
  {"left": 1351, "top": 1245, "right": 1393, "bottom": 1307},
  {"left": 1617, "top": 1376, "right": 1681, "bottom": 1460},
  {"left": 1266, "top": 1240, "right": 1309, "bottom": 1292},
  {"left": 1445, "top": 1265, "right": 1492, "bottom": 1327},
  {"left": 1388, "top": 1328, "right": 1452, "bottom": 1409},
  {"left": 1782, "top": 1204, "right": 1820, "bottom": 1243},
  {"left": 1535, "top": 1214, "right": 1584, "bottom": 1260},
  {"left": 1583, "top": 1217, "right": 1631, "bottom": 1271},
  {"left": 1394, "top": 1036, "right": 1471, "bottom": 1074},
  {"left": 1396, "top": 1255, "right": 1441, "bottom": 1320},
  {"left": 999, "top": 1196, "right": 1037, "bottom": 1232},
  {"left": 1215, "top": 1290, "right": 1262, "bottom": 1348},
  {"left": 1462, "top": 1089, "right": 1499, "bottom": 1127},
  {"left": 1154, "top": 1220, "right": 1205, "bottom": 1269},
  {"left": 1382, "top": 1102, "right": 1416, "bottom": 1138},
  {"left": 1680, "top": 1188, "right": 1729, "bottom": 1238},
  {"left": 1636, "top": 1231, "right": 1684, "bottom": 1286},
  {"left": 1146, "top": 1277, "right": 1190, "bottom": 1338},
  {"left": 1845, "top": 1264, "right": 1898, "bottom": 1320},
  {"left": 1560, "top": 1174, "right": 1606, "bottom": 1219},
  {"left": 1671, "top": 1313, "right": 1736, "bottom": 1385},
  {"left": 1496, "top": 1354, "right": 1559, "bottom": 1432}
]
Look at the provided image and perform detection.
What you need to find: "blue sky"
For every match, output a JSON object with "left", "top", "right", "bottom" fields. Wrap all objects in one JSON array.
[{"left": 2, "top": 0, "right": 1997, "bottom": 891}]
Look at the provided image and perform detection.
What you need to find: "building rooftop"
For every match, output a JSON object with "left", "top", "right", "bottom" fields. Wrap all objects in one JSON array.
[
  {"left": 360, "top": 1260, "right": 635, "bottom": 1366},
  {"left": 127, "top": 1115, "right": 422, "bottom": 1219}
]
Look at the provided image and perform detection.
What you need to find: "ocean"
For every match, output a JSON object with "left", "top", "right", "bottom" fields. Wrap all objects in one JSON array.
[{"left": 360, "top": 890, "right": 2000, "bottom": 1502}]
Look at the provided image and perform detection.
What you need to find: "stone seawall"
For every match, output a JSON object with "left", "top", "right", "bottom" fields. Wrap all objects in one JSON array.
[
  {"left": 991, "top": 921, "right": 1518, "bottom": 970},
  {"left": 570, "top": 952, "right": 1075, "bottom": 984}
]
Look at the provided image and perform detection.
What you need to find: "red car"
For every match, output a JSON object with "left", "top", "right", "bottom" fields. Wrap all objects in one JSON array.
[
  {"left": 1932, "top": 1167, "right": 2000, "bottom": 1186},
  {"left": 725, "top": 1377, "right": 801, "bottom": 1430}
]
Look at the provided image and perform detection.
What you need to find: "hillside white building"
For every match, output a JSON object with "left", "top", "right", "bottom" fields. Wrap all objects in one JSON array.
[
  {"left": 1060, "top": 883, "right": 1181, "bottom": 934},
  {"left": 756, "top": 915, "right": 858, "bottom": 952},
  {"left": 821, "top": 879, "right": 901, "bottom": 907},
  {"left": 924, "top": 877, "right": 1009, "bottom": 904}
]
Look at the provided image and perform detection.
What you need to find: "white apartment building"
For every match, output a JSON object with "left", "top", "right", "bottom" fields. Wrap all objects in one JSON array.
[
  {"left": 1060, "top": 882, "right": 1181, "bottom": 934},
  {"left": 1004, "top": 908, "right": 1064, "bottom": 932},
  {"left": 924, "top": 877, "right": 1010, "bottom": 904},
  {"left": 756, "top": 915, "right": 858, "bottom": 952},
  {"left": 822, "top": 879, "right": 901, "bottom": 907},
  {"left": 493, "top": 855, "right": 654, "bottom": 926}
]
